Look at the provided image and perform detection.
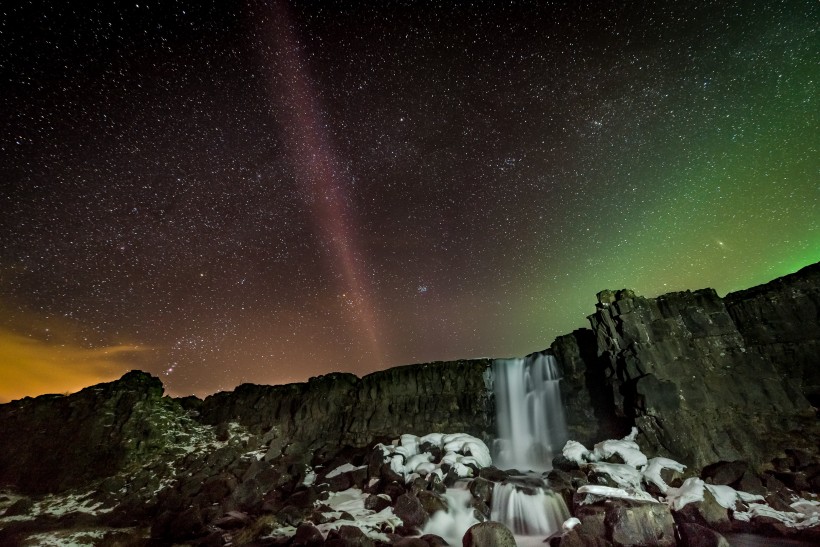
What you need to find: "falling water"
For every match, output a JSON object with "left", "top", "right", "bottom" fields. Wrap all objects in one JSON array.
[
  {"left": 421, "top": 483, "right": 479, "bottom": 544},
  {"left": 493, "top": 351, "right": 568, "bottom": 471},
  {"left": 491, "top": 481, "right": 569, "bottom": 537}
]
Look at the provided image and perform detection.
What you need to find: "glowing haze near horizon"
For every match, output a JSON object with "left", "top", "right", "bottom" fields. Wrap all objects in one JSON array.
[{"left": 1, "top": 0, "right": 817, "bottom": 402}]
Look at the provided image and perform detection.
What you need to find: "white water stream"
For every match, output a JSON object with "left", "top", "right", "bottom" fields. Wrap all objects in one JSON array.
[{"left": 493, "top": 351, "right": 568, "bottom": 471}]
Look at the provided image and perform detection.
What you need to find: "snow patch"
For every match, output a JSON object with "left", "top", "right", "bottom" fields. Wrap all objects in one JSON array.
[
  {"left": 325, "top": 463, "right": 366, "bottom": 479},
  {"left": 377, "top": 432, "right": 491, "bottom": 483}
]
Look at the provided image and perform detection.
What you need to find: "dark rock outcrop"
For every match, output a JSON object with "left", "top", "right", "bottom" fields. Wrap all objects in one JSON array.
[
  {"left": 724, "top": 262, "right": 820, "bottom": 407},
  {"left": 0, "top": 371, "right": 182, "bottom": 494},
  {"left": 551, "top": 329, "right": 629, "bottom": 447},
  {"left": 198, "top": 359, "right": 494, "bottom": 459},
  {"left": 586, "top": 282, "right": 815, "bottom": 469}
]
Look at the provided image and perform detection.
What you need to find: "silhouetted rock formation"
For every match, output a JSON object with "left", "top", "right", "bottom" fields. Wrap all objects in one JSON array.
[
  {"left": 0, "top": 263, "right": 818, "bottom": 546},
  {"left": 0, "top": 370, "right": 183, "bottom": 494}
]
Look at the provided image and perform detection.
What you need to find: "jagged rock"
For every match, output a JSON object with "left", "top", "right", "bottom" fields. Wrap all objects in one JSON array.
[
  {"left": 725, "top": 262, "right": 820, "bottom": 407},
  {"left": 292, "top": 522, "right": 324, "bottom": 546},
  {"left": 463, "top": 521, "right": 516, "bottom": 546},
  {"left": 587, "top": 282, "right": 815, "bottom": 469},
  {"left": 552, "top": 329, "right": 629, "bottom": 446},
  {"left": 3, "top": 497, "right": 33, "bottom": 516},
  {"left": 364, "top": 493, "right": 392, "bottom": 512},
  {"left": 198, "top": 361, "right": 494, "bottom": 457},
  {"left": 604, "top": 500, "right": 676, "bottom": 547},
  {"left": 677, "top": 523, "right": 731, "bottom": 547},
  {"left": 735, "top": 470, "right": 765, "bottom": 495},
  {"left": 0, "top": 370, "right": 182, "bottom": 494},
  {"left": 394, "top": 493, "right": 427, "bottom": 529},
  {"left": 700, "top": 460, "right": 748, "bottom": 485},
  {"left": 326, "top": 524, "right": 374, "bottom": 546}
]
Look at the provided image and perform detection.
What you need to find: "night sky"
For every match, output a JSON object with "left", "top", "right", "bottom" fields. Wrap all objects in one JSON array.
[{"left": 1, "top": 0, "right": 817, "bottom": 402}]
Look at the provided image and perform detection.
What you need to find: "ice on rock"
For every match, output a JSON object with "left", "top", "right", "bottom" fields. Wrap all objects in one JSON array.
[
  {"left": 325, "top": 463, "right": 365, "bottom": 479},
  {"left": 563, "top": 428, "right": 647, "bottom": 468},
  {"left": 587, "top": 462, "right": 643, "bottom": 490},
  {"left": 562, "top": 517, "right": 581, "bottom": 532},
  {"left": 562, "top": 440, "right": 590, "bottom": 465},
  {"left": 643, "top": 457, "right": 687, "bottom": 494},
  {"left": 665, "top": 477, "right": 706, "bottom": 511},
  {"left": 592, "top": 428, "right": 647, "bottom": 468},
  {"left": 377, "top": 432, "right": 491, "bottom": 483},
  {"left": 734, "top": 499, "right": 820, "bottom": 530},
  {"left": 704, "top": 484, "right": 764, "bottom": 509},
  {"left": 577, "top": 484, "right": 658, "bottom": 504}
]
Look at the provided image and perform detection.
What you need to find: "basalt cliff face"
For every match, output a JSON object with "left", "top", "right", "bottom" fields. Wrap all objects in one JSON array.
[
  {"left": 562, "top": 262, "right": 819, "bottom": 470},
  {"left": 0, "top": 263, "right": 817, "bottom": 546}
]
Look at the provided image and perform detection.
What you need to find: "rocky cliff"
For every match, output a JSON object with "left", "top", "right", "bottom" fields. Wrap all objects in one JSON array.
[
  {"left": 197, "top": 360, "right": 493, "bottom": 461},
  {"left": 0, "top": 263, "right": 818, "bottom": 546},
  {"left": 563, "top": 263, "right": 819, "bottom": 470},
  {"left": 725, "top": 262, "right": 820, "bottom": 407}
]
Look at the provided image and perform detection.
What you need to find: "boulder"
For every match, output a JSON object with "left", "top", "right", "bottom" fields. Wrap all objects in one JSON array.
[
  {"left": 604, "top": 500, "right": 676, "bottom": 547},
  {"left": 677, "top": 523, "right": 731, "bottom": 547},
  {"left": 700, "top": 461, "right": 748, "bottom": 485},
  {"left": 553, "top": 530, "right": 613, "bottom": 546},
  {"left": 395, "top": 493, "right": 427, "bottom": 529},
  {"left": 292, "top": 522, "right": 324, "bottom": 546},
  {"left": 462, "top": 521, "right": 516, "bottom": 547}
]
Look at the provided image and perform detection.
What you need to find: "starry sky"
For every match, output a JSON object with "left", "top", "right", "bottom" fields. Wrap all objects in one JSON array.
[{"left": 1, "top": 0, "right": 817, "bottom": 401}]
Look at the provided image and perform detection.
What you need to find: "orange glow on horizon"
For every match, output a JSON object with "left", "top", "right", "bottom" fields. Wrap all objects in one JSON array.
[{"left": 0, "top": 327, "right": 144, "bottom": 403}]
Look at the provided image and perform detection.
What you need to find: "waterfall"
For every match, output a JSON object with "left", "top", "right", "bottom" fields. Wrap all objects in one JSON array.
[
  {"left": 491, "top": 481, "right": 569, "bottom": 536},
  {"left": 492, "top": 351, "right": 568, "bottom": 471},
  {"left": 421, "top": 484, "right": 479, "bottom": 544}
]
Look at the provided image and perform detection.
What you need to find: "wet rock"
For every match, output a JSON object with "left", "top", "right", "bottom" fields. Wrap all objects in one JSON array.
[
  {"left": 574, "top": 505, "right": 607, "bottom": 538},
  {"left": 604, "top": 500, "right": 676, "bottom": 547},
  {"left": 326, "top": 524, "right": 374, "bottom": 546},
  {"left": 328, "top": 471, "right": 354, "bottom": 492},
  {"left": 677, "top": 523, "right": 731, "bottom": 547},
  {"left": 365, "top": 494, "right": 392, "bottom": 512},
  {"left": 553, "top": 454, "right": 581, "bottom": 472},
  {"left": 477, "top": 466, "right": 508, "bottom": 482},
  {"left": 418, "top": 533, "right": 449, "bottom": 546},
  {"left": 468, "top": 477, "right": 494, "bottom": 505},
  {"left": 552, "top": 530, "right": 613, "bottom": 546},
  {"left": 292, "top": 522, "right": 324, "bottom": 546},
  {"left": 417, "top": 490, "right": 447, "bottom": 516},
  {"left": 393, "top": 539, "right": 430, "bottom": 547},
  {"left": 394, "top": 493, "right": 427, "bottom": 529},
  {"left": 382, "top": 481, "right": 406, "bottom": 503},
  {"left": 462, "top": 521, "right": 516, "bottom": 547}
]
